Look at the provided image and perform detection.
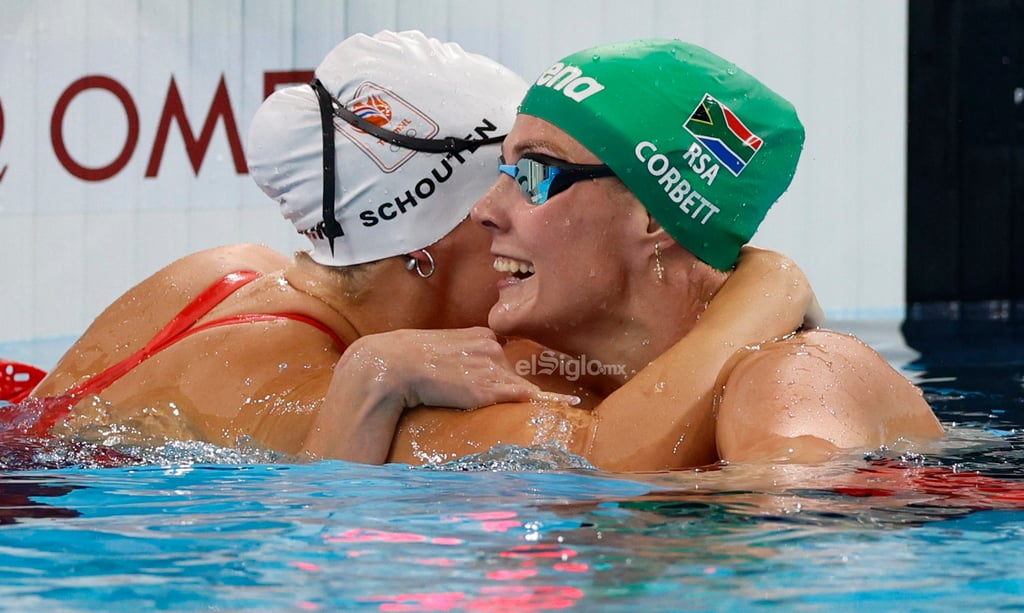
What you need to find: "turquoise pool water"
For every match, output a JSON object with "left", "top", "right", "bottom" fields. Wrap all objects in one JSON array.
[{"left": 2, "top": 318, "right": 1023, "bottom": 611}]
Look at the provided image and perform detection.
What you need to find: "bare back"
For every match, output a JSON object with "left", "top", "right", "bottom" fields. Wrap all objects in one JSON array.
[{"left": 33, "top": 244, "right": 349, "bottom": 453}]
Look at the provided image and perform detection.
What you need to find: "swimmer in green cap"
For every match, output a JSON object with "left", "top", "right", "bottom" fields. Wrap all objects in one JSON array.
[
  {"left": 462, "top": 38, "right": 942, "bottom": 467},
  {"left": 326, "top": 38, "right": 943, "bottom": 470},
  {"left": 515, "top": 38, "right": 804, "bottom": 271}
]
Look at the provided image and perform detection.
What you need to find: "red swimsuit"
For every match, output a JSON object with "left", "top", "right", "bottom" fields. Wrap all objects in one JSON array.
[{"left": 3, "top": 270, "right": 345, "bottom": 437}]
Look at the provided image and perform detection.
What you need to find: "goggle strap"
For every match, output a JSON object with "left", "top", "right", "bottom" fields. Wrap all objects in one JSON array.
[
  {"left": 310, "top": 78, "right": 345, "bottom": 254},
  {"left": 521, "top": 153, "right": 617, "bottom": 178},
  {"left": 311, "top": 78, "right": 506, "bottom": 154}
]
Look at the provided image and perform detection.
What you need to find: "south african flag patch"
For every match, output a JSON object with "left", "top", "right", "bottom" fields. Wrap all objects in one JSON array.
[{"left": 684, "top": 93, "right": 763, "bottom": 176}]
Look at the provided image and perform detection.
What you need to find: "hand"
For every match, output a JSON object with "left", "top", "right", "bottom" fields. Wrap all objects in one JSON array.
[
  {"left": 735, "top": 246, "right": 824, "bottom": 331},
  {"left": 340, "top": 327, "right": 579, "bottom": 410},
  {"left": 303, "top": 327, "right": 578, "bottom": 463}
]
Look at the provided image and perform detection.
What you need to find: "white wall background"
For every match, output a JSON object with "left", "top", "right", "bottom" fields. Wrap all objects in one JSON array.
[{"left": 0, "top": 0, "right": 908, "bottom": 344}]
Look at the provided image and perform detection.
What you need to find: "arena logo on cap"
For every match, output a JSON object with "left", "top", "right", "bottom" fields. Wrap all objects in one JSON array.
[
  {"left": 683, "top": 94, "right": 763, "bottom": 177},
  {"left": 533, "top": 62, "right": 605, "bottom": 103},
  {"left": 337, "top": 82, "right": 439, "bottom": 172}
]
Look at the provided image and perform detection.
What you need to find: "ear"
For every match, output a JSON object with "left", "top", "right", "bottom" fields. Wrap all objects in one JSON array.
[
  {"left": 404, "top": 250, "right": 429, "bottom": 266},
  {"left": 643, "top": 211, "right": 674, "bottom": 247},
  {"left": 404, "top": 249, "right": 437, "bottom": 278}
]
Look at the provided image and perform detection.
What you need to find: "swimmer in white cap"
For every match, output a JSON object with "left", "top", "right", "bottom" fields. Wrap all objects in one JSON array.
[{"left": 27, "top": 31, "right": 552, "bottom": 451}]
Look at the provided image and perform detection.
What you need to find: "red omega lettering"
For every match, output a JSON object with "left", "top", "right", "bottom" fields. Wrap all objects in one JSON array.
[
  {"left": 145, "top": 74, "right": 247, "bottom": 177},
  {"left": 263, "top": 70, "right": 315, "bottom": 99},
  {"left": 47, "top": 70, "right": 313, "bottom": 182},
  {"left": 0, "top": 96, "right": 6, "bottom": 182},
  {"left": 51, "top": 75, "right": 140, "bottom": 182}
]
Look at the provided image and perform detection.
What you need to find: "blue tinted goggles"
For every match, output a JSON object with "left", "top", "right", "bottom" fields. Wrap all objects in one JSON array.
[{"left": 498, "top": 153, "right": 616, "bottom": 205}]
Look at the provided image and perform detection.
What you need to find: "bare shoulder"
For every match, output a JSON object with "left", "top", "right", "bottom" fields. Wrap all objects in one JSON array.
[
  {"left": 88, "top": 243, "right": 288, "bottom": 322},
  {"left": 151, "top": 243, "right": 289, "bottom": 286},
  {"left": 715, "top": 329, "right": 943, "bottom": 464},
  {"left": 34, "top": 243, "right": 292, "bottom": 396}
]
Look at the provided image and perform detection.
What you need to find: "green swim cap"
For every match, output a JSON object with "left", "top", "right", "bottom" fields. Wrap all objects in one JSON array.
[{"left": 519, "top": 39, "right": 804, "bottom": 270}]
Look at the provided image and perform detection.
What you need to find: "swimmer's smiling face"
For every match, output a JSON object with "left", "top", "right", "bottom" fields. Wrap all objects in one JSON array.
[{"left": 470, "top": 114, "right": 653, "bottom": 353}]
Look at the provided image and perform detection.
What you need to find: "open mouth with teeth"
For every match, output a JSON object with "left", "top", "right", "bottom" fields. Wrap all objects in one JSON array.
[{"left": 493, "top": 256, "right": 535, "bottom": 280}]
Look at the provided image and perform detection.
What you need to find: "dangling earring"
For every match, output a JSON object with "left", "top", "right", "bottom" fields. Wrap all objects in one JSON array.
[
  {"left": 405, "top": 249, "right": 436, "bottom": 279},
  {"left": 653, "top": 242, "right": 665, "bottom": 282}
]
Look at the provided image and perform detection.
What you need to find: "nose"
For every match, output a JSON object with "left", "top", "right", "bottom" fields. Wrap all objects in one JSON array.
[{"left": 470, "top": 175, "right": 515, "bottom": 233}]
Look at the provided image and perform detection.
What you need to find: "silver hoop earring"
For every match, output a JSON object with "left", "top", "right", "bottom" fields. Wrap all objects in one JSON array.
[
  {"left": 653, "top": 242, "right": 665, "bottom": 282},
  {"left": 410, "top": 249, "right": 435, "bottom": 279}
]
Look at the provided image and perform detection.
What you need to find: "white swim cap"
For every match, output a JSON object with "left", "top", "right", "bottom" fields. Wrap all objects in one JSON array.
[{"left": 247, "top": 30, "right": 527, "bottom": 266}]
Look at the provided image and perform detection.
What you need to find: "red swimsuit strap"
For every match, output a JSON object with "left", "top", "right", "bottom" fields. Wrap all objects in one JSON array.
[
  {"left": 64, "top": 270, "right": 265, "bottom": 400},
  {"left": 25, "top": 271, "right": 348, "bottom": 437}
]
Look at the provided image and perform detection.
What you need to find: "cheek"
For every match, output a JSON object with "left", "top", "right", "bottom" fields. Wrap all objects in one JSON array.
[
  {"left": 542, "top": 214, "right": 618, "bottom": 259},
  {"left": 462, "top": 259, "right": 501, "bottom": 299},
  {"left": 521, "top": 210, "right": 582, "bottom": 251},
  {"left": 549, "top": 226, "right": 631, "bottom": 289}
]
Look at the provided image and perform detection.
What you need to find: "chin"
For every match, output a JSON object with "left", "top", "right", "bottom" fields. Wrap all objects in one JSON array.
[
  {"left": 487, "top": 304, "right": 528, "bottom": 338},
  {"left": 487, "top": 314, "right": 516, "bottom": 337}
]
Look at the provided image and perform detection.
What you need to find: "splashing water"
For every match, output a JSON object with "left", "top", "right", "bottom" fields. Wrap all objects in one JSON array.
[
  {"left": 0, "top": 396, "right": 283, "bottom": 470},
  {"left": 425, "top": 443, "right": 594, "bottom": 472}
]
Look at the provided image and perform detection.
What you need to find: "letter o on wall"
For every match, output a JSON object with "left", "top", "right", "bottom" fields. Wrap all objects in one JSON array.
[
  {"left": 51, "top": 75, "right": 140, "bottom": 181},
  {"left": 0, "top": 96, "right": 5, "bottom": 147}
]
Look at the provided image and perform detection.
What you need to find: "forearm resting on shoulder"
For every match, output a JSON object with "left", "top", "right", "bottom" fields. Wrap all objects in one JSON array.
[
  {"left": 582, "top": 248, "right": 822, "bottom": 471},
  {"left": 303, "top": 328, "right": 576, "bottom": 463},
  {"left": 701, "top": 246, "right": 822, "bottom": 341}
]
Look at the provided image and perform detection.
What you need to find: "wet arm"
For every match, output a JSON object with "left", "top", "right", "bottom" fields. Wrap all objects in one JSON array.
[
  {"left": 304, "top": 328, "right": 577, "bottom": 463},
  {"left": 715, "top": 330, "right": 943, "bottom": 464},
  {"left": 584, "top": 247, "right": 817, "bottom": 470}
]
